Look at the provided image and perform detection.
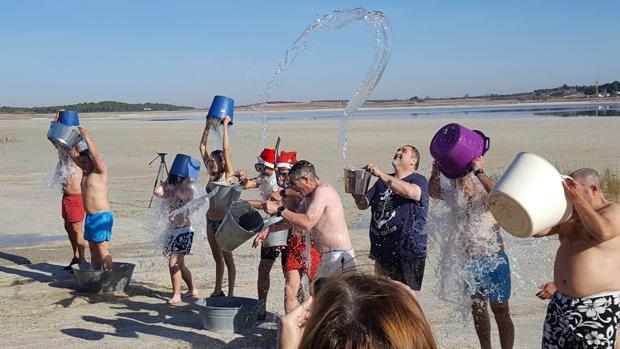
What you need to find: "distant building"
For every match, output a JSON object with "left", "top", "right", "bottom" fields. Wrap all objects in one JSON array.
[{"left": 144, "top": 107, "right": 152, "bottom": 111}]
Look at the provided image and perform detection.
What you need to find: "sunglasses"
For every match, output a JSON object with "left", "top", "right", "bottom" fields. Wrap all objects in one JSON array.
[{"left": 255, "top": 163, "right": 267, "bottom": 173}]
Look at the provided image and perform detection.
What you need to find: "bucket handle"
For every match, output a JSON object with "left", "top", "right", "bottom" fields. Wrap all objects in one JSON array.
[{"left": 474, "top": 130, "right": 491, "bottom": 155}]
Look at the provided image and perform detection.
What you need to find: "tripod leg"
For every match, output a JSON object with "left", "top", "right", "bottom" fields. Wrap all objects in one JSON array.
[{"left": 149, "top": 161, "right": 165, "bottom": 208}]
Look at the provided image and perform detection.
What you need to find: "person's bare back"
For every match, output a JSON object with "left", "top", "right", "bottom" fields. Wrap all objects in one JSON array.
[{"left": 553, "top": 201, "right": 620, "bottom": 297}]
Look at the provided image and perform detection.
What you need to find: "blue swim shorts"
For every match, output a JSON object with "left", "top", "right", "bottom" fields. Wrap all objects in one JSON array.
[
  {"left": 84, "top": 211, "right": 114, "bottom": 243},
  {"left": 466, "top": 251, "right": 511, "bottom": 302}
]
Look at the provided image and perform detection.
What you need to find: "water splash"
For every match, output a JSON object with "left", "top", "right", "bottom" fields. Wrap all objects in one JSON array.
[
  {"left": 426, "top": 173, "right": 555, "bottom": 325},
  {"left": 48, "top": 148, "right": 74, "bottom": 188},
  {"left": 257, "top": 8, "right": 392, "bottom": 163}
]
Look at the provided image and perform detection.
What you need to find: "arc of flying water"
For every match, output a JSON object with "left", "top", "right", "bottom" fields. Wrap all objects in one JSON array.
[{"left": 256, "top": 8, "right": 392, "bottom": 164}]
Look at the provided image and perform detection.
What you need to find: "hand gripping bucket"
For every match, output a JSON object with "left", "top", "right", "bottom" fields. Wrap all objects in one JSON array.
[
  {"left": 489, "top": 152, "right": 573, "bottom": 238},
  {"left": 207, "top": 95, "right": 235, "bottom": 125},
  {"left": 343, "top": 168, "right": 372, "bottom": 195},
  {"left": 430, "top": 123, "right": 490, "bottom": 179},
  {"left": 215, "top": 201, "right": 265, "bottom": 252},
  {"left": 210, "top": 183, "right": 243, "bottom": 211}
]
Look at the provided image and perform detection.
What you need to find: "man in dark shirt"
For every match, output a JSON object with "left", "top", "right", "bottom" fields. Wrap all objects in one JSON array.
[{"left": 352, "top": 145, "right": 429, "bottom": 291}]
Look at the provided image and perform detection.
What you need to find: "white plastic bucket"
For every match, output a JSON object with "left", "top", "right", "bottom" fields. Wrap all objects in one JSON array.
[{"left": 489, "top": 152, "right": 573, "bottom": 238}]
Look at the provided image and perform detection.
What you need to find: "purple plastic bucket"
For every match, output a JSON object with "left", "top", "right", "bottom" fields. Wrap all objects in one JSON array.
[{"left": 429, "top": 123, "right": 490, "bottom": 179}]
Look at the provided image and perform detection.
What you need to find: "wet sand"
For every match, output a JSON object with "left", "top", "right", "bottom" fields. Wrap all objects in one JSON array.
[{"left": 1, "top": 115, "right": 619, "bottom": 348}]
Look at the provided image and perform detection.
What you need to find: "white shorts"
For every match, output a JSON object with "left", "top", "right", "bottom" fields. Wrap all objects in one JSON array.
[{"left": 316, "top": 249, "right": 356, "bottom": 279}]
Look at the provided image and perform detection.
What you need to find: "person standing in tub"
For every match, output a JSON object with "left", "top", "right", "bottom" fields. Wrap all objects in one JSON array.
[
  {"left": 153, "top": 154, "right": 200, "bottom": 304},
  {"left": 71, "top": 126, "right": 113, "bottom": 271},
  {"left": 351, "top": 145, "right": 429, "bottom": 292},
  {"left": 199, "top": 115, "right": 237, "bottom": 297},
  {"left": 61, "top": 154, "right": 87, "bottom": 270},
  {"left": 429, "top": 156, "right": 514, "bottom": 349},
  {"left": 533, "top": 168, "right": 620, "bottom": 349}
]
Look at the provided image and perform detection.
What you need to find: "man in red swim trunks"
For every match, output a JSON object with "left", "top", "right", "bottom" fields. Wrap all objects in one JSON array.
[{"left": 61, "top": 157, "right": 87, "bottom": 270}]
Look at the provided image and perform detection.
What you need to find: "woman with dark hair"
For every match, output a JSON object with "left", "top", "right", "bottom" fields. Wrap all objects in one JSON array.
[
  {"left": 279, "top": 272, "right": 438, "bottom": 349},
  {"left": 199, "top": 115, "right": 237, "bottom": 297}
]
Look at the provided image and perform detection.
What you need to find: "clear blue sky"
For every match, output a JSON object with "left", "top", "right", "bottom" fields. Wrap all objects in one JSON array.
[{"left": 1, "top": 0, "right": 619, "bottom": 107}]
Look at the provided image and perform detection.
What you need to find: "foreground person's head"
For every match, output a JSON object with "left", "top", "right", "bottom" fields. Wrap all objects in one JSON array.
[{"left": 299, "top": 273, "right": 438, "bottom": 349}]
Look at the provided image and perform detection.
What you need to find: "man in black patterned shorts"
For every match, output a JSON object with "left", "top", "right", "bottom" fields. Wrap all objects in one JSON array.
[{"left": 533, "top": 168, "right": 620, "bottom": 349}]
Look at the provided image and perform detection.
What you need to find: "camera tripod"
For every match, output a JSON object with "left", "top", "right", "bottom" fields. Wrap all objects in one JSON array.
[{"left": 148, "top": 152, "right": 169, "bottom": 208}]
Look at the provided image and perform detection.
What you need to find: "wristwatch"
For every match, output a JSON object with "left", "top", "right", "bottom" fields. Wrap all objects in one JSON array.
[
  {"left": 276, "top": 205, "right": 286, "bottom": 217},
  {"left": 474, "top": 168, "right": 484, "bottom": 176}
]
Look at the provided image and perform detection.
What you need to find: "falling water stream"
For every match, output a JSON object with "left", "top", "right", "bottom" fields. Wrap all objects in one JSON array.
[{"left": 256, "top": 8, "right": 392, "bottom": 166}]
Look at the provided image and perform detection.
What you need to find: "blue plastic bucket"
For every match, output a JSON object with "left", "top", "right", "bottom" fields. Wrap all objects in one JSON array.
[
  {"left": 169, "top": 154, "right": 201, "bottom": 181},
  {"left": 58, "top": 111, "right": 80, "bottom": 126},
  {"left": 207, "top": 95, "right": 234, "bottom": 125}
]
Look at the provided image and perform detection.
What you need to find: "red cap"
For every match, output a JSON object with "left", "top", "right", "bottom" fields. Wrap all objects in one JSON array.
[
  {"left": 257, "top": 148, "right": 276, "bottom": 169},
  {"left": 277, "top": 151, "right": 297, "bottom": 169}
]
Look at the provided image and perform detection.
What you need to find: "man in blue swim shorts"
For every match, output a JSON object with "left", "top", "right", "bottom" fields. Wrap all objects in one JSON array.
[
  {"left": 430, "top": 156, "right": 515, "bottom": 349},
  {"left": 72, "top": 126, "right": 114, "bottom": 271}
]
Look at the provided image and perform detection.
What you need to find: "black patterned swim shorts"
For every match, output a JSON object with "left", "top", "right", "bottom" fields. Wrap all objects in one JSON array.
[
  {"left": 542, "top": 291, "right": 620, "bottom": 349},
  {"left": 164, "top": 226, "right": 194, "bottom": 256}
]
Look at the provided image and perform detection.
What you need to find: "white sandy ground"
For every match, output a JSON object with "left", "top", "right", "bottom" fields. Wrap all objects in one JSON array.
[{"left": 0, "top": 115, "right": 619, "bottom": 348}]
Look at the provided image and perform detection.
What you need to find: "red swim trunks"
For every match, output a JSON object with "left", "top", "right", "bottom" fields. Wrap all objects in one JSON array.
[
  {"left": 286, "top": 231, "right": 321, "bottom": 281},
  {"left": 62, "top": 194, "right": 85, "bottom": 223}
]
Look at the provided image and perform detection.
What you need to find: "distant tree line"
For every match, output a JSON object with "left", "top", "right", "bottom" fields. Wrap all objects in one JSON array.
[{"left": 0, "top": 101, "right": 195, "bottom": 114}]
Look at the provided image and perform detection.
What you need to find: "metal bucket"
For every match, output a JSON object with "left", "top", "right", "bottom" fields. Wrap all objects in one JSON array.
[
  {"left": 262, "top": 216, "right": 288, "bottom": 248},
  {"left": 194, "top": 296, "right": 262, "bottom": 334},
  {"left": 344, "top": 168, "right": 372, "bottom": 194},
  {"left": 215, "top": 201, "right": 264, "bottom": 252},
  {"left": 210, "top": 183, "right": 243, "bottom": 211},
  {"left": 47, "top": 121, "right": 83, "bottom": 150},
  {"left": 489, "top": 152, "right": 573, "bottom": 238},
  {"left": 71, "top": 262, "right": 135, "bottom": 294}
]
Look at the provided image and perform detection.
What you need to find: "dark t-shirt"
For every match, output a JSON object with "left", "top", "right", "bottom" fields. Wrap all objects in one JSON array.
[{"left": 365, "top": 172, "right": 429, "bottom": 263}]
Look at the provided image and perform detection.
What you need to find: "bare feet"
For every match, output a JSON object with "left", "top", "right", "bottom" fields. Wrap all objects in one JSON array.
[
  {"left": 182, "top": 289, "right": 199, "bottom": 300},
  {"left": 168, "top": 295, "right": 182, "bottom": 305}
]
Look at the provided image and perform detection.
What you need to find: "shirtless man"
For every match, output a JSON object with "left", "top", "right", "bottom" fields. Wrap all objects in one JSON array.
[
  {"left": 72, "top": 126, "right": 113, "bottom": 271},
  {"left": 61, "top": 158, "right": 87, "bottom": 270},
  {"left": 533, "top": 168, "right": 620, "bottom": 349},
  {"left": 430, "top": 156, "right": 514, "bottom": 349},
  {"left": 262, "top": 160, "right": 354, "bottom": 279}
]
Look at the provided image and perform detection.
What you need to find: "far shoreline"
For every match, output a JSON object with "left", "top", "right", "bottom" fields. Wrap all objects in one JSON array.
[{"left": 2, "top": 97, "right": 619, "bottom": 121}]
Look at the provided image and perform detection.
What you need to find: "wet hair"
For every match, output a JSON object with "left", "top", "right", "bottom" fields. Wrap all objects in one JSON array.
[
  {"left": 404, "top": 145, "right": 420, "bottom": 170},
  {"left": 210, "top": 150, "right": 225, "bottom": 174},
  {"left": 166, "top": 174, "right": 183, "bottom": 185},
  {"left": 570, "top": 168, "right": 601, "bottom": 188},
  {"left": 299, "top": 273, "right": 438, "bottom": 349},
  {"left": 289, "top": 160, "right": 319, "bottom": 181}
]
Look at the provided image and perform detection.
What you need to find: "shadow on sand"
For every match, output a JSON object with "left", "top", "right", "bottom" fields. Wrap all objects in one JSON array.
[{"left": 0, "top": 251, "right": 277, "bottom": 348}]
